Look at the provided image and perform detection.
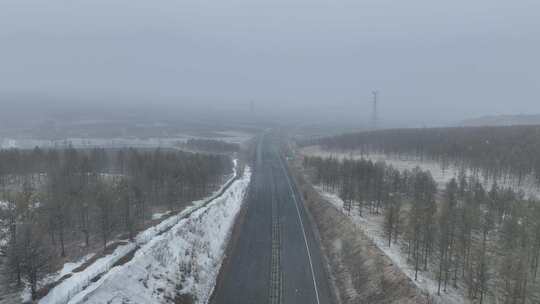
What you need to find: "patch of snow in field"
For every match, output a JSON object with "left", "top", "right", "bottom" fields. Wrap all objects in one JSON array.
[
  {"left": 58, "top": 254, "right": 95, "bottom": 278},
  {"left": 212, "top": 130, "right": 253, "bottom": 144},
  {"left": 0, "top": 139, "right": 17, "bottom": 149},
  {"left": 316, "top": 187, "right": 465, "bottom": 304},
  {"left": 22, "top": 253, "right": 96, "bottom": 301},
  {"left": 152, "top": 211, "right": 171, "bottom": 220},
  {"left": 68, "top": 167, "right": 251, "bottom": 304}
]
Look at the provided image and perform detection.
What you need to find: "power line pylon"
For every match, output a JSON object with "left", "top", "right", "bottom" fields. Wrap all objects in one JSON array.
[{"left": 372, "top": 90, "right": 378, "bottom": 130}]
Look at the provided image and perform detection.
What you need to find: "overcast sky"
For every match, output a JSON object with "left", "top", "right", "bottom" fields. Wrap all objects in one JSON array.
[{"left": 1, "top": 0, "right": 539, "bottom": 127}]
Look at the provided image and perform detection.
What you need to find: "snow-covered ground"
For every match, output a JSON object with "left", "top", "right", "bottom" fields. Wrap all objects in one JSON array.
[
  {"left": 0, "top": 201, "right": 10, "bottom": 248},
  {"left": 152, "top": 211, "right": 171, "bottom": 220},
  {"left": 35, "top": 160, "right": 246, "bottom": 304},
  {"left": 68, "top": 167, "right": 251, "bottom": 304},
  {"left": 23, "top": 252, "right": 96, "bottom": 299},
  {"left": 1, "top": 137, "right": 188, "bottom": 149},
  {"left": 301, "top": 146, "right": 540, "bottom": 199},
  {"left": 211, "top": 130, "right": 254, "bottom": 144},
  {"left": 56, "top": 255, "right": 95, "bottom": 279},
  {"left": 316, "top": 187, "right": 465, "bottom": 304},
  {"left": 1, "top": 130, "right": 253, "bottom": 150}
]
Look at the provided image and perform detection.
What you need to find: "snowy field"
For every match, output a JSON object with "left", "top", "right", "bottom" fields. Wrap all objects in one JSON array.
[
  {"left": 33, "top": 160, "right": 249, "bottom": 304},
  {"left": 1, "top": 137, "right": 188, "bottom": 149},
  {"left": 0, "top": 130, "right": 253, "bottom": 150},
  {"left": 211, "top": 130, "right": 254, "bottom": 144},
  {"left": 316, "top": 188, "right": 465, "bottom": 304},
  {"left": 301, "top": 146, "right": 540, "bottom": 199}
]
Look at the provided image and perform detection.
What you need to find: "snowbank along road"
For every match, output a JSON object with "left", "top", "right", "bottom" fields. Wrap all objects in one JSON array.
[
  {"left": 37, "top": 160, "right": 251, "bottom": 304},
  {"left": 212, "top": 134, "right": 334, "bottom": 304}
]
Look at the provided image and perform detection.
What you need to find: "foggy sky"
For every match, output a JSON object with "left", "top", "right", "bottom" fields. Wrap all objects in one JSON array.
[{"left": 1, "top": 0, "right": 539, "bottom": 127}]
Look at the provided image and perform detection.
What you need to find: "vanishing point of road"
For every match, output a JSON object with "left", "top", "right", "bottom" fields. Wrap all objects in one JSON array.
[{"left": 211, "top": 134, "right": 335, "bottom": 304}]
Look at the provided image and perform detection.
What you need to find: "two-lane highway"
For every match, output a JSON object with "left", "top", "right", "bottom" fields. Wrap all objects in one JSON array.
[{"left": 211, "top": 134, "right": 334, "bottom": 304}]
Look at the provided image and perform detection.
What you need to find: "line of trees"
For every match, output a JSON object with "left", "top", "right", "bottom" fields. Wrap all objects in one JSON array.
[
  {"left": 308, "top": 125, "right": 540, "bottom": 186},
  {"left": 0, "top": 147, "right": 232, "bottom": 299},
  {"left": 304, "top": 155, "right": 540, "bottom": 303}
]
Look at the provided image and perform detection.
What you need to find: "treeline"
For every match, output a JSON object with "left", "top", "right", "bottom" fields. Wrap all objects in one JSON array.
[
  {"left": 304, "top": 155, "right": 540, "bottom": 303},
  {"left": 0, "top": 147, "right": 232, "bottom": 299},
  {"left": 304, "top": 155, "right": 436, "bottom": 217},
  {"left": 182, "top": 138, "right": 240, "bottom": 153},
  {"left": 0, "top": 147, "right": 107, "bottom": 186},
  {"left": 309, "top": 125, "right": 540, "bottom": 185}
]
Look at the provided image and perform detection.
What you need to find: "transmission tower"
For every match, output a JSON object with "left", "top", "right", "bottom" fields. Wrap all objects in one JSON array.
[{"left": 371, "top": 90, "right": 378, "bottom": 130}]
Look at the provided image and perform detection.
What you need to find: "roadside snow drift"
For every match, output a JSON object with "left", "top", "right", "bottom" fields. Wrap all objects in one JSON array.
[{"left": 66, "top": 167, "right": 251, "bottom": 304}]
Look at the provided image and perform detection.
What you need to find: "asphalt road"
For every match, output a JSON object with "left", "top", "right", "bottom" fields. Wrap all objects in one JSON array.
[{"left": 211, "top": 134, "right": 334, "bottom": 304}]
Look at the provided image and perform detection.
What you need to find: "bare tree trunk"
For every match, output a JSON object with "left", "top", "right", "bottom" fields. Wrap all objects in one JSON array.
[{"left": 59, "top": 226, "right": 66, "bottom": 257}]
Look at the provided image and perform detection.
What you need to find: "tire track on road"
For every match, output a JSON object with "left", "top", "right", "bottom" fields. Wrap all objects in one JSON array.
[{"left": 269, "top": 165, "right": 282, "bottom": 304}]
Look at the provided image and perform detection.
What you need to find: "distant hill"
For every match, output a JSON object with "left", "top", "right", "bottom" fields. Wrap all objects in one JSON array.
[{"left": 459, "top": 114, "right": 540, "bottom": 127}]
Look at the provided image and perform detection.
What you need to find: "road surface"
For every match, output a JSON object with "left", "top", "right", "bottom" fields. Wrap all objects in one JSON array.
[{"left": 211, "top": 134, "right": 334, "bottom": 304}]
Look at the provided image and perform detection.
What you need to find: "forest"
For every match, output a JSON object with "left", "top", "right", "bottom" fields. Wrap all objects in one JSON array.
[
  {"left": 0, "top": 147, "right": 232, "bottom": 299},
  {"left": 304, "top": 155, "right": 540, "bottom": 303},
  {"left": 308, "top": 125, "right": 540, "bottom": 186}
]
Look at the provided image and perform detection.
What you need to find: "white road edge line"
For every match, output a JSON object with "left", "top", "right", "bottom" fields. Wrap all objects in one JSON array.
[{"left": 278, "top": 153, "right": 321, "bottom": 304}]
